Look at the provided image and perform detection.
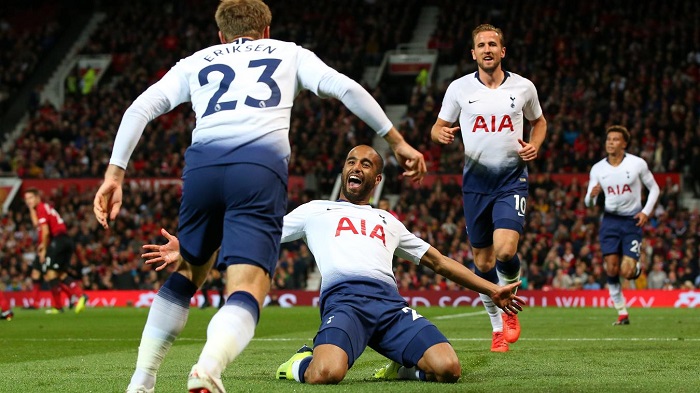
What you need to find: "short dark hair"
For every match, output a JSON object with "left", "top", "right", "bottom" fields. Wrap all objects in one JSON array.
[
  {"left": 24, "top": 187, "right": 40, "bottom": 197},
  {"left": 375, "top": 150, "right": 385, "bottom": 174},
  {"left": 606, "top": 125, "right": 630, "bottom": 143}
]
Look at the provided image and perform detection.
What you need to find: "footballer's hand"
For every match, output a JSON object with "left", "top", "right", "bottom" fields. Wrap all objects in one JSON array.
[
  {"left": 435, "top": 126, "right": 459, "bottom": 145},
  {"left": 589, "top": 183, "right": 602, "bottom": 199},
  {"left": 142, "top": 228, "right": 181, "bottom": 271},
  {"left": 392, "top": 141, "right": 427, "bottom": 183},
  {"left": 634, "top": 212, "right": 649, "bottom": 227},
  {"left": 517, "top": 139, "right": 538, "bottom": 161},
  {"left": 491, "top": 281, "right": 525, "bottom": 315},
  {"left": 94, "top": 165, "right": 126, "bottom": 229}
]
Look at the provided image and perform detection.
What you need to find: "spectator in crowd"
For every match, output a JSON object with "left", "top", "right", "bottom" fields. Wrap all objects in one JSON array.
[{"left": 647, "top": 257, "right": 668, "bottom": 289}]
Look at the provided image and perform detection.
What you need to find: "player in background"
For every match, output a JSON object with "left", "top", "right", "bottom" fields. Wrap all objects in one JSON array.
[
  {"left": 584, "top": 125, "right": 659, "bottom": 325},
  {"left": 430, "top": 24, "right": 547, "bottom": 352},
  {"left": 0, "top": 291, "right": 13, "bottom": 320},
  {"left": 24, "top": 188, "right": 88, "bottom": 314},
  {"left": 92, "top": 1, "right": 426, "bottom": 392},
  {"left": 143, "top": 145, "right": 524, "bottom": 386}
]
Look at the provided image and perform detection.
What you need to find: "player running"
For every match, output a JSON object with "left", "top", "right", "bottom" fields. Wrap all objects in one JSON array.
[
  {"left": 584, "top": 125, "right": 659, "bottom": 325},
  {"left": 430, "top": 24, "right": 547, "bottom": 351}
]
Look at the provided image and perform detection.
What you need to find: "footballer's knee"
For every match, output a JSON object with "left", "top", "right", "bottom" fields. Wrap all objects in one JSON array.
[
  {"left": 492, "top": 240, "right": 518, "bottom": 263},
  {"left": 495, "top": 250, "right": 517, "bottom": 263},
  {"left": 432, "top": 356, "right": 461, "bottom": 383},
  {"left": 620, "top": 256, "right": 638, "bottom": 279},
  {"left": 420, "top": 343, "right": 461, "bottom": 383},
  {"left": 305, "top": 364, "right": 346, "bottom": 384}
]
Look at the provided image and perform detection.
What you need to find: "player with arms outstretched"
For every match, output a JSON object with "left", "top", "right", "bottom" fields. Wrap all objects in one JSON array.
[
  {"left": 584, "top": 125, "right": 659, "bottom": 325},
  {"left": 144, "top": 145, "right": 524, "bottom": 385},
  {"left": 430, "top": 24, "right": 547, "bottom": 352},
  {"left": 92, "top": 1, "right": 425, "bottom": 392}
]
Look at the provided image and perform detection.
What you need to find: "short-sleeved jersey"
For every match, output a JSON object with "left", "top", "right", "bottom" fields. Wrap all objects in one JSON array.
[
  {"left": 438, "top": 71, "right": 543, "bottom": 194},
  {"left": 584, "top": 153, "right": 660, "bottom": 217},
  {"left": 115, "top": 38, "right": 351, "bottom": 180},
  {"left": 35, "top": 202, "right": 67, "bottom": 242},
  {"left": 110, "top": 38, "right": 372, "bottom": 181},
  {"left": 281, "top": 200, "right": 430, "bottom": 303}
]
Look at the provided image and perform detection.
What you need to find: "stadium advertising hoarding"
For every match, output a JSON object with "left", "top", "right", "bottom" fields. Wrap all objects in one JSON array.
[{"left": 5, "top": 289, "right": 699, "bottom": 309}]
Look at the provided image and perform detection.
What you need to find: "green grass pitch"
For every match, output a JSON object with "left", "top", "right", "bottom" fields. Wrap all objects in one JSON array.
[{"left": 2, "top": 306, "right": 699, "bottom": 392}]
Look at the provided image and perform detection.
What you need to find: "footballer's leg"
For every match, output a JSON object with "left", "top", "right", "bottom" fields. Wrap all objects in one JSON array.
[
  {"left": 472, "top": 246, "right": 507, "bottom": 352},
  {"left": 463, "top": 192, "right": 506, "bottom": 352},
  {"left": 189, "top": 163, "right": 285, "bottom": 392},
  {"left": 302, "top": 344, "right": 349, "bottom": 384},
  {"left": 189, "top": 264, "right": 268, "bottom": 392},
  {"left": 127, "top": 257, "right": 212, "bottom": 393},
  {"left": 277, "top": 344, "right": 313, "bottom": 380},
  {"left": 416, "top": 342, "right": 461, "bottom": 383},
  {"left": 605, "top": 254, "right": 629, "bottom": 325},
  {"left": 621, "top": 255, "right": 642, "bottom": 280},
  {"left": 493, "top": 228, "right": 522, "bottom": 344},
  {"left": 493, "top": 190, "right": 527, "bottom": 344},
  {"left": 283, "top": 298, "right": 369, "bottom": 384},
  {"left": 44, "top": 268, "right": 65, "bottom": 314},
  {"left": 375, "top": 314, "right": 456, "bottom": 382}
]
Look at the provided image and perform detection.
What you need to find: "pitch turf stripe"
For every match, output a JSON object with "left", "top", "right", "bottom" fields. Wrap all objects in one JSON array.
[{"left": 5, "top": 337, "right": 700, "bottom": 342}]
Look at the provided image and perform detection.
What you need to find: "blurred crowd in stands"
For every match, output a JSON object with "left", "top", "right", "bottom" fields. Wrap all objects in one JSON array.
[
  {"left": 0, "top": 1, "right": 64, "bottom": 113},
  {"left": 1, "top": 0, "right": 699, "bottom": 295}
]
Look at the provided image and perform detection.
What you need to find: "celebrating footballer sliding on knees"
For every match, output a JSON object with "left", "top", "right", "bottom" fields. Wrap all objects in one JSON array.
[{"left": 143, "top": 145, "right": 524, "bottom": 385}]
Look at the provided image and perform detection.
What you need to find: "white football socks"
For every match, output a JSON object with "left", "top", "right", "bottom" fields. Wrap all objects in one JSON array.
[
  {"left": 608, "top": 282, "right": 628, "bottom": 315},
  {"left": 480, "top": 293, "right": 503, "bottom": 332},
  {"left": 196, "top": 304, "right": 257, "bottom": 379},
  {"left": 129, "top": 294, "right": 190, "bottom": 389}
]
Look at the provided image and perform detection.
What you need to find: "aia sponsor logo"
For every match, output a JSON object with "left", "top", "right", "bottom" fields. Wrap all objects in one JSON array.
[
  {"left": 607, "top": 184, "right": 632, "bottom": 195},
  {"left": 335, "top": 217, "right": 386, "bottom": 246},
  {"left": 471, "top": 115, "right": 514, "bottom": 132}
]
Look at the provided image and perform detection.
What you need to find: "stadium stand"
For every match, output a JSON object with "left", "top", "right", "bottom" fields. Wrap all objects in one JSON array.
[{"left": 0, "top": 0, "right": 698, "bottom": 295}]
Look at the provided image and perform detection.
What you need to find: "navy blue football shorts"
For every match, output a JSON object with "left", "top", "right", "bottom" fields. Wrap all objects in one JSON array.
[
  {"left": 314, "top": 292, "right": 449, "bottom": 368},
  {"left": 462, "top": 185, "right": 528, "bottom": 248},
  {"left": 599, "top": 213, "right": 642, "bottom": 259},
  {"left": 177, "top": 163, "right": 286, "bottom": 275}
]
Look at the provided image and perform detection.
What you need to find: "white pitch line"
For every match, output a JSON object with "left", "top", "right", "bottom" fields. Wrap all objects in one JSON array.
[{"left": 433, "top": 310, "right": 487, "bottom": 320}]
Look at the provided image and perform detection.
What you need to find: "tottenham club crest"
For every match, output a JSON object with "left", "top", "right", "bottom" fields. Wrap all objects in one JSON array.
[{"left": 510, "top": 95, "right": 515, "bottom": 108}]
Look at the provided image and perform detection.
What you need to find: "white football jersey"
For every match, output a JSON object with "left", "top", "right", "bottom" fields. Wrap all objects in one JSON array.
[
  {"left": 584, "top": 153, "right": 660, "bottom": 216},
  {"left": 109, "top": 38, "right": 392, "bottom": 179},
  {"left": 438, "top": 71, "right": 543, "bottom": 193},
  {"left": 282, "top": 200, "right": 430, "bottom": 294}
]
